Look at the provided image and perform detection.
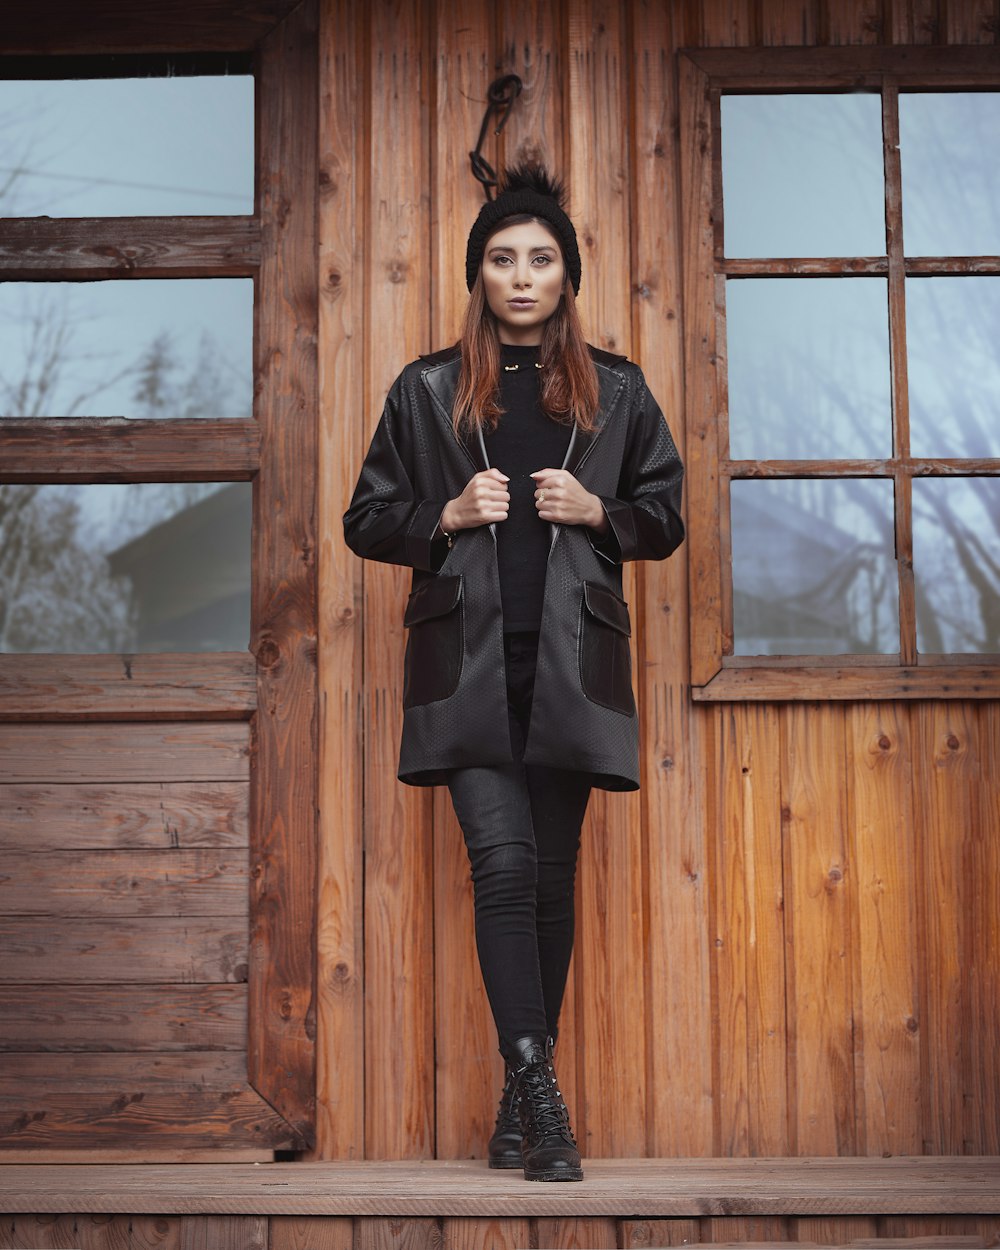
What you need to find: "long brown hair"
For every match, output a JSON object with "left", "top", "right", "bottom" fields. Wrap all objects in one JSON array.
[{"left": 452, "top": 217, "right": 600, "bottom": 439}]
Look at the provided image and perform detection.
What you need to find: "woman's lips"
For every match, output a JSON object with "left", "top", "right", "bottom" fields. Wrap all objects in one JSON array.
[{"left": 508, "top": 298, "right": 537, "bottom": 307}]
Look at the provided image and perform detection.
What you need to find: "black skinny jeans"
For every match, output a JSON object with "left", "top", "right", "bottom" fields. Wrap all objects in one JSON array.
[{"left": 446, "top": 631, "right": 592, "bottom": 1053}]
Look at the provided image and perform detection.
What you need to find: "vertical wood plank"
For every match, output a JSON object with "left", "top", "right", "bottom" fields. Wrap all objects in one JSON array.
[
  {"left": 632, "top": 0, "right": 714, "bottom": 1160},
  {"left": 792, "top": 1214, "right": 880, "bottom": 1243},
  {"left": 701, "top": 0, "right": 757, "bottom": 43},
  {"left": 355, "top": 1219, "right": 439, "bottom": 1250},
  {"left": 269, "top": 1216, "right": 353, "bottom": 1250},
  {"left": 971, "top": 703, "right": 1000, "bottom": 1153},
  {"left": 441, "top": 1218, "right": 532, "bottom": 1250},
  {"left": 945, "top": 0, "right": 999, "bottom": 42},
  {"left": 315, "top": 0, "right": 366, "bottom": 1161},
  {"left": 846, "top": 703, "right": 921, "bottom": 1156},
  {"left": 914, "top": 703, "right": 975, "bottom": 1153},
  {"left": 620, "top": 1220, "right": 701, "bottom": 1247},
  {"left": 534, "top": 1218, "right": 618, "bottom": 1249},
  {"left": 566, "top": 0, "right": 646, "bottom": 1158},
  {"left": 430, "top": 0, "right": 498, "bottom": 1161},
  {"left": 823, "top": 0, "right": 887, "bottom": 42},
  {"left": 364, "top": 0, "right": 436, "bottom": 1161},
  {"left": 759, "top": 0, "right": 820, "bottom": 42},
  {"left": 499, "top": 0, "right": 565, "bottom": 171},
  {"left": 252, "top": 0, "right": 320, "bottom": 1147},
  {"left": 782, "top": 703, "right": 857, "bottom": 1155},
  {"left": 180, "top": 1217, "right": 267, "bottom": 1250}
]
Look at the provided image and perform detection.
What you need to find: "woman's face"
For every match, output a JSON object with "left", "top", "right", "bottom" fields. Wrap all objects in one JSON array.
[{"left": 481, "top": 219, "right": 565, "bottom": 345}]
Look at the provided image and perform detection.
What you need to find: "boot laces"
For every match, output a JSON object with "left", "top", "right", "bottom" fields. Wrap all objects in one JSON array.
[{"left": 517, "top": 1061, "right": 576, "bottom": 1144}]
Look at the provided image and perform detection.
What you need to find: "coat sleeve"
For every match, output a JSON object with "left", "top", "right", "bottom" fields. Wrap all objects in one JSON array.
[
  {"left": 587, "top": 368, "right": 685, "bottom": 565},
  {"left": 342, "top": 369, "right": 453, "bottom": 572}
]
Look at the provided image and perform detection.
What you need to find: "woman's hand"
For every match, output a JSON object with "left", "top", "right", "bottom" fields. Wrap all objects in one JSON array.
[
  {"left": 530, "top": 468, "right": 609, "bottom": 535},
  {"left": 440, "top": 468, "right": 510, "bottom": 532}
]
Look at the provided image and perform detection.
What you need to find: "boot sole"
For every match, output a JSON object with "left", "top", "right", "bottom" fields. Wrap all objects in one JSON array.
[{"left": 523, "top": 1167, "right": 584, "bottom": 1182}]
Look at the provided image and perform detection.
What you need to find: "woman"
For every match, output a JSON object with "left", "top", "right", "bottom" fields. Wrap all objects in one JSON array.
[{"left": 343, "top": 165, "right": 684, "bottom": 1182}]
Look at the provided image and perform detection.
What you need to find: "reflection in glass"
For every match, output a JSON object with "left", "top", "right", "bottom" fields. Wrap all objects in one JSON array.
[
  {"left": 721, "top": 93, "right": 885, "bottom": 258},
  {"left": 0, "top": 76, "right": 253, "bottom": 218},
  {"left": 0, "top": 482, "right": 250, "bottom": 653},
  {"left": 727, "top": 278, "right": 891, "bottom": 459},
  {"left": 731, "top": 478, "right": 898, "bottom": 655},
  {"left": 907, "top": 277, "right": 1000, "bottom": 457},
  {"left": 0, "top": 279, "right": 253, "bottom": 419},
  {"left": 900, "top": 93, "right": 1000, "bottom": 257},
  {"left": 913, "top": 477, "right": 1000, "bottom": 654}
]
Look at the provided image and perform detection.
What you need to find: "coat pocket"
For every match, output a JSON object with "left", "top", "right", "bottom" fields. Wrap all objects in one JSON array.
[
  {"left": 578, "top": 581, "right": 635, "bottom": 716},
  {"left": 402, "top": 574, "right": 464, "bottom": 709}
]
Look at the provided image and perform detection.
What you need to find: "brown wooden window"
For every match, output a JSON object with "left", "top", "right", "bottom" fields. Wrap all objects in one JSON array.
[
  {"left": 680, "top": 47, "right": 1000, "bottom": 701},
  {"left": 0, "top": 3, "right": 317, "bottom": 1156}
]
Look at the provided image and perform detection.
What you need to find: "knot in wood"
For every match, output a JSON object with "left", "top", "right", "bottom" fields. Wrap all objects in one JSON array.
[
  {"left": 946, "top": 734, "right": 960, "bottom": 750},
  {"left": 877, "top": 734, "right": 892, "bottom": 751},
  {"left": 387, "top": 260, "right": 408, "bottom": 284},
  {"left": 257, "top": 639, "right": 281, "bottom": 669}
]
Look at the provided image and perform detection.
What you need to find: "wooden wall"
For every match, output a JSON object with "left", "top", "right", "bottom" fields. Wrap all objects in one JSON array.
[{"left": 318, "top": 0, "right": 1000, "bottom": 1162}]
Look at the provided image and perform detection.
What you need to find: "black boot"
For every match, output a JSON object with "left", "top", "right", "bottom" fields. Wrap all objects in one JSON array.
[
  {"left": 506, "top": 1035, "right": 583, "bottom": 1182},
  {"left": 487, "top": 1062, "right": 522, "bottom": 1169}
]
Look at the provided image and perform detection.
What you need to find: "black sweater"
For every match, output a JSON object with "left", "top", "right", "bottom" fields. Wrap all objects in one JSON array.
[{"left": 485, "top": 343, "right": 573, "bottom": 632}]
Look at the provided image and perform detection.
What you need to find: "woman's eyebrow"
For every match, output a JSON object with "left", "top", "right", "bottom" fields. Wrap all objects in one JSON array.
[{"left": 486, "top": 244, "right": 558, "bottom": 256}]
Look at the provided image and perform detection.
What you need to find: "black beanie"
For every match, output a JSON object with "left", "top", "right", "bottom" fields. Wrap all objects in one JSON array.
[{"left": 465, "top": 163, "right": 582, "bottom": 295}]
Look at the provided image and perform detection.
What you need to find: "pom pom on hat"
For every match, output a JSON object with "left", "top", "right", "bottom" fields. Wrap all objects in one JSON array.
[{"left": 465, "top": 162, "right": 581, "bottom": 295}]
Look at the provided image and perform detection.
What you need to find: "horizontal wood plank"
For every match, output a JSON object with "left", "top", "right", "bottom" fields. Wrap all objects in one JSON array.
[
  {"left": 0, "top": 420, "right": 259, "bottom": 484},
  {"left": 0, "top": 984, "right": 247, "bottom": 1051},
  {"left": 0, "top": 782, "right": 248, "bottom": 850},
  {"left": 0, "top": 724, "right": 250, "bottom": 783},
  {"left": 0, "top": 1157, "right": 995, "bottom": 1217},
  {"left": 0, "top": 849, "right": 249, "bottom": 917},
  {"left": 0, "top": 217, "right": 259, "bottom": 278},
  {"left": 0, "top": 918, "right": 248, "bottom": 983},
  {"left": 0, "top": 3, "right": 297, "bottom": 54},
  {"left": 681, "top": 45, "right": 1000, "bottom": 87},
  {"left": 693, "top": 667, "right": 1000, "bottom": 701},
  {"left": 0, "top": 654, "right": 256, "bottom": 720}
]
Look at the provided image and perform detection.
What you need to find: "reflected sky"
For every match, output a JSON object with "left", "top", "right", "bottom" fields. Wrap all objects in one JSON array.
[
  {"left": 900, "top": 92, "right": 1000, "bottom": 257},
  {"left": 731, "top": 478, "right": 898, "bottom": 655},
  {"left": 0, "top": 76, "right": 253, "bottom": 217},
  {"left": 721, "top": 92, "right": 885, "bottom": 258},
  {"left": 907, "top": 277, "right": 1000, "bottom": 457},
  {"left": 0, "top": 279, "right": 253, "bottom": 420},
  {"left": 727, "top": 277, "right": 891, "bottom": 460},
  {"left": 913, "top": 477, "right": 999, "bottom": 653}
]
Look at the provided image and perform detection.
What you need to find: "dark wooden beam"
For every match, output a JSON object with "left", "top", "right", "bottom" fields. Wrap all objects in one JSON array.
[
  {"left": 248, "top": 0, "right": 318, "bottom": 1150},
  {"left": 0, "top": 217, "right": 259, "bottom": 279},
  {"left": 0, "top": 419, "right": 259, "bottom": 482},
  {"left": 681, "top": 45, "right": 1000, "bottom": 89},
  {"left": 0, "top": 4, "right": 301, "bottom": 57}
]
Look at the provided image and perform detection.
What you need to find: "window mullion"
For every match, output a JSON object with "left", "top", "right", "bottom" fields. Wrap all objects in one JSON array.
[{"left": 883, "top": 77, "right": 917, "bottom": 665}]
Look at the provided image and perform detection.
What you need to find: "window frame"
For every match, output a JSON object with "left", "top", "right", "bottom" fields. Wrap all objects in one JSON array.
[{"left": 678, "top": 46, "right": 1000, "bottom": 702}]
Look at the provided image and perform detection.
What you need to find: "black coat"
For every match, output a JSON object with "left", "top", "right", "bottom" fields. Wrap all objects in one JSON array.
[{"left": 342, "top": 344, "right": 684, "bottom": 791}]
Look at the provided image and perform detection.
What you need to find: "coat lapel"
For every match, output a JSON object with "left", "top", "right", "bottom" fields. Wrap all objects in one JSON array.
[
  {"left": 420, "top": 357, "right": 488, "bottom": 473},
  {"left": 562, "top": 363, "right": 625, "bottom": 477}
]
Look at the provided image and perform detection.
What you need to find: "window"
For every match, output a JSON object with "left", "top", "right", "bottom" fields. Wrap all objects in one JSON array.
[{"left": 680, "top": 47, "right": 1000, "bottom": 699}]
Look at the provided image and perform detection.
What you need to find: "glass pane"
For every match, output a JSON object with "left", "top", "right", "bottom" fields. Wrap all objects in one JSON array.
[
  {"left": 900, "top": 92, "right": 1000, "bottom": 257},
  {"left": 0, "top": 279, "right": 253, "bottom": 418},
  {"left": 907, "top": 277, "right": 1000, "bottom": 457},
  {"left": 913, "top": 477, "right": 1000, "bottom": 654},
  {"left": 0, "top": 76, "right": 253, "bottom": 217},
  {"left": 731, "top": 478, "right": 898, "bottom": 655},
  {"left": 0, "top": 482, "right": 250, "bottom": 653},
  {"left": 727, "top": 278, "right": 891, "bottom": 459},
  {"left": 721, "top": 93, "right": 885, "bottom": 258}
]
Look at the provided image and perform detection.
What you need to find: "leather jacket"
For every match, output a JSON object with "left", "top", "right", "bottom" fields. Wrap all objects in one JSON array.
[{"left": 342, "top": 343, "right": 684, "bottom": 791}]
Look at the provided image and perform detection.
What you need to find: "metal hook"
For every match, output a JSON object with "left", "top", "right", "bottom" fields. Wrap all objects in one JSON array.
[{"left": 469, "top": 74, "right": 523, "bottom": 201}]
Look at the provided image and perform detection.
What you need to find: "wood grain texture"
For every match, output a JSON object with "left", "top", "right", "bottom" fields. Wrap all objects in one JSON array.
[
  {"left": 363, "top": 0, "right": 436, "bottom": 1161},
  {"left": 0, "top": 984, "right": 246, "bottom": 1052},
  {"left": 251, "top": 0, "right": 320, "bottom": 1149},
  {"left": 440, "top": 1217, "right": 532, "bottom": 1250},
  {"left": 0, "top": 654, "right": 255, "bottom": 723},
  {"left": 268, "top": 1216, "right": 353, "bottom": 1250},
  {"left": 0, "top": 918, "right": 248, "bottom": 984},
  {"left": 429, "top": 0, "right": 500, "bottom": 1163},
  {"left": 0, "top": 725, "right": 249, "bottom": 785},
  {"left": 846, "top": 704, "right": 921, "bottom": 1155},
  {"left": 567, "top": 0, "right": 648, "bottom": 1158},
  {"left": 0, "top": 421, "right": 258, "bottom": 485},
  {"left": 0, "top": 217, "right": 258, "bottom": 279},
  {"left": 0, "top": 783, "right": 248, "bottom": 851},
  {"left": 1, "top": 1157, "right": 998, "bottom": 1217},
  {"left": 313, "top": 0, "right": 366, "bottom": 1163}
]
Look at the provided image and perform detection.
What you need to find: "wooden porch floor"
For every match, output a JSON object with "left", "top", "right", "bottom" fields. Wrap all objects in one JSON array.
[{"left": 1, "top": 1156, "right": 998, "bottom": 1219}]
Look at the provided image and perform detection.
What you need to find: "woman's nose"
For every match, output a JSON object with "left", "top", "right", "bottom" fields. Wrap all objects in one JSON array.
[{"left": 513, "top": 263, "right": 532, "bottom": 287}]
